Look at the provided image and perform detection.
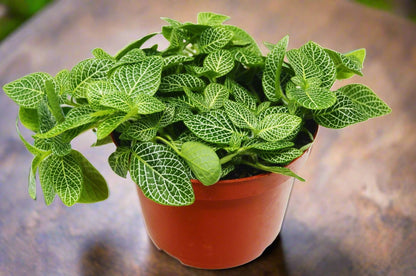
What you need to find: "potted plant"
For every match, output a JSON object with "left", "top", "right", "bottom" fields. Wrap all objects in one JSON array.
[{"left": 3, "top": 12, "right": 390, "bottom": 269}]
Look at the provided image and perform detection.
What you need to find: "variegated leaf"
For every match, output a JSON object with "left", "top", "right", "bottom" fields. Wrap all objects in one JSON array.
[
  {"left": 111, "top": 56, "right": 163, "bottom": 97},
  {"left": 199, "top": 26, "right": 233, "bottom": 53},
  {"left": 3, "top": 72, "right": 53, "bottom": 108},
  {"left": 159, "top": 74, "right": 205, "bottom": 92},
  {"left": 130, "top": 142, "right": 194, "bottom": 206}
]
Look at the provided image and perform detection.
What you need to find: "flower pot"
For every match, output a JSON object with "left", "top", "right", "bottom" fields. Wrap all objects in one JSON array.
[{"left": 136, "top": 144, "right": 313, "bottom": 269}]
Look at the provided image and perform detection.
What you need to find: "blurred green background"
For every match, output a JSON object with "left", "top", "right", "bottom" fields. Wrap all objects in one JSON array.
[
  {"left": 0, "top": 0, "right": 414, "bottom": 43},
  {"left": 0, "top": 0, "right": 54, "bottom": 41}
]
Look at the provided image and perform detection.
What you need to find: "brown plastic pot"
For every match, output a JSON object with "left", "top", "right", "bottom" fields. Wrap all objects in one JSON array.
[{"left": 136, "top": 143, "right": 313, "bottom": 269}]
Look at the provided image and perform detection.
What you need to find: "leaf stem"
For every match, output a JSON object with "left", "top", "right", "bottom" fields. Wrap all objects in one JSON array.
[{"left": 155, "top": 136, "right": 181, "bottom": 155}]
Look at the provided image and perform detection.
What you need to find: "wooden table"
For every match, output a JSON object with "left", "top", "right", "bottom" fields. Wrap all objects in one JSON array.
[{"left": 0, "top": 0, "right": 415, "bottom": 275}]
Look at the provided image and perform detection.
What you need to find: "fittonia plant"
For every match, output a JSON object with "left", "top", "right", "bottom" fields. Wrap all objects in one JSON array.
[{"left": 3, "top": 12, "right": 391, "bottom": 206}]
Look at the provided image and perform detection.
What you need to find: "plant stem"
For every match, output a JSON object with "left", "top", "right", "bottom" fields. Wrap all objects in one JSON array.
[{"left": 155, "top": 136, "right": 181, "bottom": 155}]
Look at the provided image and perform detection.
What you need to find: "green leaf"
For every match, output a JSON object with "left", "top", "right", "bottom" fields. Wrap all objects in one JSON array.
[
  {"left": 135, "top": 94, "right": 166, "bottom": 114},
  {"left": 197, "top": 12, "right": 230, "bottom": 26},
  {"left": 35, "top": 107, "right": 97, "bottom": 138},
  {"left": 183, "top": 87, "right": 208, "bottom": 111},
  {"left": 223, "top": 25, "right": 262, "bottom": 56},
  {"left": 19, "top": 107, "right": 39, "bottom": 132},
  {"left": 159, "top": 74, "right": 205, "bottom": 92},
  {"left": 259, "top": 148, "right": 303, "bottom": 164},
  {"left": 16, "top": 118, "right": 47, "bottom": 156},
  {"left": 262, "top": 36, "right": 288, "bottom": 102},
  {"left": 257, "top": 106, "right": 289, "bottom": 121},
  {"left": 300, "top": 41, "right": 336, "bottom": 88},
  {"left": 313, "top": 91, "right": 368, "bottom": 129},
  {"left": 3, "top": 72, "right": 52, "bottom": 108},
  {"left": 92, "top": 48, "right": 115, "bottom": 60},
  {"left": 325, "top": 48, "right": 364, "bottom": 79},
  {"left": 157, "top": 104, "right": 175, "bottom": 127},
  {"left": 251, "top": 162, "right": 305, "bottom": 181},
  {"left": 226, "top": 78, "right": 256, "bottom": 110},
  {"left": 199, "top": 26, "right": 233, "bottom": 53},
  {"left": 29, "top": 154, "right": 45, "bottom": 200},
  {"left": 203, "top": 49, "right": 234, "bottom": 77},
  {"left": 204, "top": 83, "right": 229, "bottom": 109},
  {"left": 100, "top": 92, "right": 134, "bottom": 113},
  {"left": 86, "top": 80, "right": 117, "bottom": 110},
  {"left": 115, "top": 32, "right": 158, "bottom": 60},
  {"left": 287, "top": 85, "right": 336, "bottom": 110},
  {"left": 50, "top": 135, "right": 72, "bottom": 157},
  {"left": 286, "top": 49, "right": 322, "bottom": 80},
  {"left": 130, "top": 142, "right": 194, "bottom": 206},
  {"left": 108, "top": 147, "right": 131, "bottom": 178},
  {"left": 257, "top": 113, "right": 302, "bottom": 142},
  {"left": 39, "top": 158, "right": 56, "bottom": 205},
  {"left": 338, "top": 84, "right": 391, "bottom": 118},
  {"left": 109, "top": 49, "right": 147, "bottom": 74},
  {"left": 56, "top": 69, "right": 71, "bottom": 95},
  {"left": 180, "top": 141, "right": 221, "bottom": 186},
  {"left": 255, "top": 101, "right": 271, "bottom": 116},
  {"left": 120, "top": 118, "right": 159, "bottom": 141},
  {"left": 96, "top": 113, "right": 127, "bottom": 140},
  {"left": 71, "top": 150, "right": 109, "bottom": 203},
  {"left": 245, "top": 140, "right": 294, "bottom": 151},
  {"left": 45, "top": 79, "right": 65, "bottom": 123},
  {"left": 224, "top": 100, "right": 257, "bottom": 129},
  {"left": 184, "top": 110, "right": 237, "bottom": 144},
  {"left": 39, "top": 153, "right": 83, "bottom": 206},
  {"left": 163, "top": 55, "right": 194, "bottom": 68},
  {"left": 70, "top": 58, "right": 114, "bottom": 98},
  {"left": 110, "top": 56, "right": 163, "bottom": 97},
  {"left": 233, "top": 48, "right": 264, "bottom": 66}
]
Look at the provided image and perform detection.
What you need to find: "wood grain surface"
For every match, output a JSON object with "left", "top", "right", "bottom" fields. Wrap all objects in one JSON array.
[{"left": 0, "top": 0, "right": 415, "bottom": 275}]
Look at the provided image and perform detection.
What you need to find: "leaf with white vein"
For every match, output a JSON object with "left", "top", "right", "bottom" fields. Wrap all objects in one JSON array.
[
  {"left": 185, "top": 110, "right": 237, "bottom": 144},
  {"left": 120, "top": 118, "right": 159, "bottom": 141},
  {"left": 286, "top": 49, "right": 322, "bottom": 80},
  {"left": 325, "top": 48, "right": 364, "bottom": 79},
  {"left": 338, "top": 84, "right": 391, "bottom": 118},
  {"left": 86, "top": 81, "right": 117, "bottom": 110},
  {"left": 163, "top": 55, "right": 194, "bottom": 68},
  {"left": 96, "top": 113, "right": 127, "bottom": 140},
  {"left": 245, "top": 140, "right": 294, "bottom": 151},
  {"left": 108, "top": 147, "right": 131, "bottom": 178},
  {"left": 313, "top": 91, "right": 368, "bottom": 129},
  {"left": 135, "top": 94, "right": 166, "bottom": 114},
  {"left": 110, "top": 56, "right": 163, "bottom": 97},
  {"left": 226, "top": 79, "right": 256, "bottom": 110},
  {"left": 3, "top": 72, "right": 53, "bottom": 108},
  {"left": 100, "top": 92, "right": 134, "bottom": 113},
  {"left": 204, "top": 83, "right": 229, "bottom": 109},
  {"left": 259, "top": 148, "right": 303, "bottom": 164},
  {"left": 257, "top": 113, "right": 302, "bottom": 141},
  {"left": 197, "top": 12, "right": 230, "bottom": 26},
  {"left": 159, "top": 74, "right": 205, "bottom": 92},
  {"left": 199, "top": 26, "right": 233, "bottom": 53},
  {"left": 287, "top": 85, "right": 336, "bottom": 110},
  {"left": 70, "top": 58, "right": 114, "bottom": 98},
  {"left": 262, "top": 36, "right": 288, "bottom": 102},
  {"left": 224, "top": 99, "right": 257, "bottom": 129},
  {"left": 35, "top": 107, "right": 97, "bottom": 138},
  {"left": 130, "top": 142, "right": 194, "bottom": 206},
  {"left": 300, "top": 41, "right": 336, "bottom": 88},
  {"left": 203, "top": 49, "right": 234, "bottom": 77},
  {"left": 233, "top": 48, "right": 264, "bottom": 66},
  {"left": 39, "top": 153, "right": 83, "bottom": 206}
]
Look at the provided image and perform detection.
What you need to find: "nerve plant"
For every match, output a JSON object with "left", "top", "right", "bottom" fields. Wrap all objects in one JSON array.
[{"left": 3, "top": 12, "right": 391, "bottom": 206}]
